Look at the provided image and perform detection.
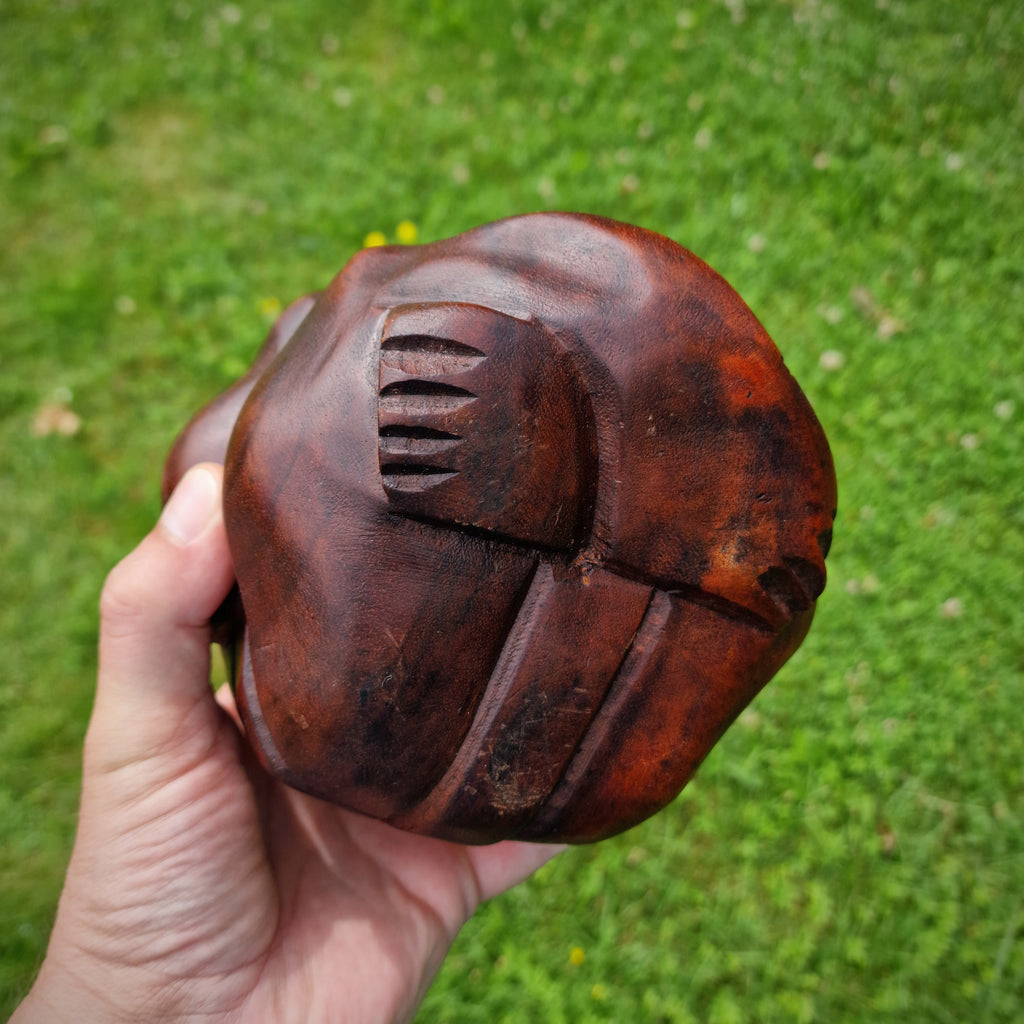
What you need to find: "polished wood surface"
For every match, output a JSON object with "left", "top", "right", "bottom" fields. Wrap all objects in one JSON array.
[{"left": 164, "top": 213, "right": 837, "bottom": 844}]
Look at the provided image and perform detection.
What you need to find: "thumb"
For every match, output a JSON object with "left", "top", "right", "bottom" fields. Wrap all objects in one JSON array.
[{"left": 88, "top": 463, "right": 236, "bottom": 772}]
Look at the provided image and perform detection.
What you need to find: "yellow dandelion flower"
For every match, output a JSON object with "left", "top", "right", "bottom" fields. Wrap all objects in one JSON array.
[
  {"left": 363, "top": 230, "right": 387, "bottom": 248},
  {"left": 569, "top": 946, "right": 586, "bottom": 967},
  {"left": 260, "top": 297, "right": 282, "bottom": 318},
  {"left": 590, "top": 983, "right": 607, "bottom": 1001},
  {"left": 396, "top": 220, "right": 418, "bottom": 244}
]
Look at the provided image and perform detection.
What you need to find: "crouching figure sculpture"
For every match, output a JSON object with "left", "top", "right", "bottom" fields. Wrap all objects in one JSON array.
[{"left": 164, "top": 213, "right": 837, "bottom": 844}]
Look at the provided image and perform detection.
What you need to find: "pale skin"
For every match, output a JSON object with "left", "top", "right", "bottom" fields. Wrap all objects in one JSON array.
[{"left": 13, "top": 464, "right": 563, "bottom": 1024}]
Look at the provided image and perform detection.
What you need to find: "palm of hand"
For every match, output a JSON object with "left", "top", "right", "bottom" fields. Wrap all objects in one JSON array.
[
  {"left": 59, "top": 677, "right": 552, "bottom": 1024},
  {"left": 24, "top": 466, "right": 558, "bottom": 1024}
]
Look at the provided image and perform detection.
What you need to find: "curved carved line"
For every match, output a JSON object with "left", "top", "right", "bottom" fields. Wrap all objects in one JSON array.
[
  {"left": 590, "top": 557, "right": 778, "bottom": 633},
  {"left": 238, "top": 632, "right": 288, "bottom": 775},
  {"left": 385, "top": 511, "right": 582, "bottom": 558},
  {"left": 522, "top": 589, "right": 671, "bottom": 836},
  {"left": 386, "top": 558, "right": 547, "bottom": 832}
]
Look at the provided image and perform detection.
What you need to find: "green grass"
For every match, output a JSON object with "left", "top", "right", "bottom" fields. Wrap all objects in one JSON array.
[{"left": 2, "top": 0, "right": 1022, "bottom": 1019}]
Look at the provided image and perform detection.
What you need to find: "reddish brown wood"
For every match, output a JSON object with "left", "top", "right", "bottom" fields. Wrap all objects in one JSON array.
[{"left": 164, "top": 213, "right": 837, "bottom": 844}]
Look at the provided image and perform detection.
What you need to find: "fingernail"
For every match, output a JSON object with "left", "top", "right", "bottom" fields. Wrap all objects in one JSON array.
[{"left": 159, "top": 466, "right": 219, "bottom": 546}]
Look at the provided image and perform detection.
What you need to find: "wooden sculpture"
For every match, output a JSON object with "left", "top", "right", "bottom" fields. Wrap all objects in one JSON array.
[{"left": 163, "top": 213, "right": 837, "bottom": 844}]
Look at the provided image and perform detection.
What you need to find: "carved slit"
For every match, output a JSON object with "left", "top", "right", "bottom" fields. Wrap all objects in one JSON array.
[{"left": 378, "top": 380, "right": 477, "bottom": 417}]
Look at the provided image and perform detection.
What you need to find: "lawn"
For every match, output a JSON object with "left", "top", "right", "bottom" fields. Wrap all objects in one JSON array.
[{"left": 2, "top": 0, "right": 1022, "bottom": 1020}]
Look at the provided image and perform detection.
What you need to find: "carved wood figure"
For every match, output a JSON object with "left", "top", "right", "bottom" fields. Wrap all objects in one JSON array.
[{"left": 163, "top": 213, "right": 837, "bottom": 844}]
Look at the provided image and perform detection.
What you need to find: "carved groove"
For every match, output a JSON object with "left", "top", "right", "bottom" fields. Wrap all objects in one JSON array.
[
  {"left": 757, "top": 564, "right": 812, "bottom": 614},
  {"left": 390, "top": 512, "right": 580, "bottom": 558},
  {"left": 380, "top": 335, "right": 486, "bottom": 376},
  {"left": 378, "top": 433, "right": 462, "bottom": 457},
  {"left": 379, "top": 425, "right": 461, "bottom": 439},
  {"left": 604, "top": 557, "right": 776, "bottom": 632},
  {"left": 379, "top": 380, "right": 477, "bottom": 416},
  {"left": 525, "top": 589, "right": 669, "bottom": 833},
  {"left": 380, "top": 465, "right": 459, "bottom": 492},
  {"left": 783, "top": 555, "right": 826, "bottom": 601},
  {"left": 669, "top": 583, "right": 776, "bottom": 633}
]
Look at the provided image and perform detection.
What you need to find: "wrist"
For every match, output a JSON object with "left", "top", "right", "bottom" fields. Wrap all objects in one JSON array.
[
  {"left": 12, "top": 950, "right": 166, "bottom": 1024},
  {"left": 12, "top": 961, "right": 119, "bottom": 1024}
]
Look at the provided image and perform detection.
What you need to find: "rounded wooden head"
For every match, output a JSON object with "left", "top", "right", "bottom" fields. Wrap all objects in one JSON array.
[{"left": 165, "top": 214, "right": 836, "bottom": 844}]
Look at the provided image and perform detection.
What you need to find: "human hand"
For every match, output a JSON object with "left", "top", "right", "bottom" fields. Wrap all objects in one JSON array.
[{"left": 14, "top": 464, "right": 562, "bottom": 1024}]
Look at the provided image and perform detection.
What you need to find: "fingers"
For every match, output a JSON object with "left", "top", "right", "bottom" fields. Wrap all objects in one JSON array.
[
  {"left": 87, "top": 464, "right": 236, "bottom": 772},
  {"left": 215, "top": 682, "right": 243, "bottom": 728},
  {"left": 464, "top": 840, "right": 568, "bottom": 903}
]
